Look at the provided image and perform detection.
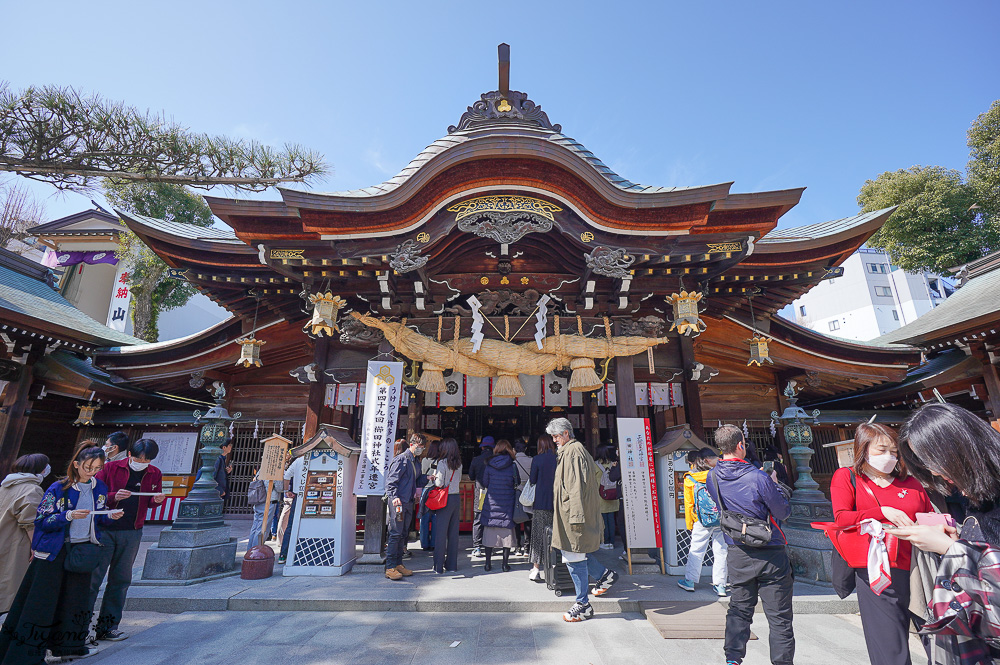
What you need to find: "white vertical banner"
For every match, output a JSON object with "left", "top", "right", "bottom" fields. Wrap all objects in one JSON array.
[
  {"left": 353, "top": 361, "right": 404, "bottom": 496},
  {"left": 616, "top": 417, "right": 662, "bottom": 549},
  {"left": 105, "top": 262, "right": 132, "bottom": 332}
]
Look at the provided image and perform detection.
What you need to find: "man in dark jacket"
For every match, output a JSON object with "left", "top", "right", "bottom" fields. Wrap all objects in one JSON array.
[
  {"left": 90, "top": 438, "right": 165, "bottom": 641},
  {"left": 467, "top": 436, "right": 494, "bottom": 557},
  {"left": 707, "top": 425, "right": 793, "bottom": 665},
  {"left": 384, "top": 433, "right": 426, "bottom": 580}
]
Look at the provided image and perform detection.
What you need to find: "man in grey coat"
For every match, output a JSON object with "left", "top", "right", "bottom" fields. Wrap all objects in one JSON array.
[
  {"left": 548, "top": 417, "right": 618, "bottom": 622},
  {"left": 384, "top": 433, "right": 426, "bottom": 580}
]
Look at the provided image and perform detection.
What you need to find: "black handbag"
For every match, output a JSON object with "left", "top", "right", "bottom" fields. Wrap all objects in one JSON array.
[
  {"left": 711, "top": 472, "right": 773, "bottom": 548},
  {"left": 64, "top": 541, "right": 103, "bottom": 573}
]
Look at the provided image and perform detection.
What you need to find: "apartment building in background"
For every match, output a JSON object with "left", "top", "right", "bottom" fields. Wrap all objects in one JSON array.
[{"left": 790, "top": 247, "right": 953, "bottom": 341}]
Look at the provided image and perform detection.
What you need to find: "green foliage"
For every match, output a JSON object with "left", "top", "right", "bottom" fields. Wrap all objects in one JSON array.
[
  {"left": 968, "top": 99, "right": 1000, "bottom": 219},
  {"left": 104, "top": 180, "right": 214, "bottom": 342},
  {"left": 858, "top": 166, "right": 994, "bottom": 273},
  {"left": 0, "top": 81, "right": 326, "bottom": 192}
]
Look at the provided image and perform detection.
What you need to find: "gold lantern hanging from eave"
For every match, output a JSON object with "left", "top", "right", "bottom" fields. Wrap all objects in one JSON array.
[
  {"left": 747, "top": 335, "right": 774, "bottom": 366},
  {"left": 73, "top": 401, "right": 100, "bottom": 426},
  {"left": 305, "top": 292, "right": 346, "bottom": 337},
  {"left": 236, "top": 337, "right": 266, "bottom": 368},
  {"left": 666, "top": 290, "right": 707, "bottom": 336}
]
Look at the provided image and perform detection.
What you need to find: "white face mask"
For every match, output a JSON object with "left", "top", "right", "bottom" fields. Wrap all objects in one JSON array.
[
  {"left": 413, "top": 446, "right": 425, "bottom": 456},
  {"left": 129, "top": 460, "right": 150, "bottom": 472},
  {"left": 868, "top": 452, "right": 897, "bottom": 474}
]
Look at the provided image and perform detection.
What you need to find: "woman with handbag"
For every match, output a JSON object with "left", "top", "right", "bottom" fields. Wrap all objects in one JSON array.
[
  {"left": 527, "top": 433, "right": 557, "bottom": 582},
  {"left": 830, "top": 423, "right": 931, "bottom": 665},
  {"left": 0, "top": 441, "right": 123, "bottom": 664},
  {"left": 430, "top": 438, "right": 462, "bottom": 574},
  {"left": 480, "top": 439, "right": 519, "bottom": 572},
  {"left": 419, "top": 438, "right": 441, "bottom": 551},
  {"left": 890, "top": 402, "right": 1000, "bottom": 664},
  {"left": 594, "top": 445, "right": 621, "bottom": 550}
]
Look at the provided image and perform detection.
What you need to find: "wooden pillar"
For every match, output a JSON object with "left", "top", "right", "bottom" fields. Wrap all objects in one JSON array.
[
  {"left": 677, "top": 334, "right": 705, "bottom": 440},
  {"left": 583, "top": 390, "right": 599, "bottom": 454},
  {"left": 406, "top": 391, "right": 423, "bottom": 441},
  {"left": 0, "top": 353, "right": 37, "bottom": 477},
  {"left": 613, "top": 327, "right": 638, "bottom": 420},
  {"left": 303, "top": 337, "right": 330, "bottom": 441}
]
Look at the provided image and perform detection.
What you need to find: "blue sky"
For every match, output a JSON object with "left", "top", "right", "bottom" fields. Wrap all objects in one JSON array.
[{"left": 3, "top": 0, "right": 998, "bottom": 231}]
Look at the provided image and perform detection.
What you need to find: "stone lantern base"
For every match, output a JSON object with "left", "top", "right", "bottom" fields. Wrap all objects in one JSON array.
[
  {"left": 784, "top": 497, "right": 835, "bottom": 585},
  {"left": 137, "top": 525, "right": 238, "bottom": 586}
]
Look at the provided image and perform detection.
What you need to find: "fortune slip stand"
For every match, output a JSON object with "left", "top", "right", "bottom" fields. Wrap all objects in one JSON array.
[{"left": 139, "top": 384, "right": 240, "bottom": 585}]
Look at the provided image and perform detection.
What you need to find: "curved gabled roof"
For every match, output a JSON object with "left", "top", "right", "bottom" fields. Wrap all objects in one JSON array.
[{"left": 756, "top": 207, "right": 897, "bottom": 253}]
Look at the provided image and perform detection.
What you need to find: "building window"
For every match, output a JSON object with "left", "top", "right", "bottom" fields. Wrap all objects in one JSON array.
[
  {"left": 799, "top": 305, "right": 807, "bottom": 316},
  {"left": 868, "top": 263, "right": 887, "bottom": 273},
  {"left": 892, "top": 310, "right": 899, "bottom": 321},
  {"left": 875, "top": 286, "right": 892, "bottom": 297},
  {"left": 829, "top": 320, "right": 840, "bottom": 331}
]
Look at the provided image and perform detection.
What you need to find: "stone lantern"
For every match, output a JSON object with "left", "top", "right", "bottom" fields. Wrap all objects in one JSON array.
[
  {"left": 770, "top": 380, "right": 834, "bottom": 584},
  {"left": 141, "top": 383, "right": 241, "bottom": 584}
]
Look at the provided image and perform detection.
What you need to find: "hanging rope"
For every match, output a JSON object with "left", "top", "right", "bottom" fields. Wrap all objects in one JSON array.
[
  {"left": 504, "top": 315, "right": 510, "bottom": 342},
  {"left": 437, "top": 315, "right": 443, "bottom": 342}
]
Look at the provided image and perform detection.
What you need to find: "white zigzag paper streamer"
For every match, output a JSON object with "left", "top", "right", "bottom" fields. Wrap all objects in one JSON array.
[
  {"left": 534, "top": 294, "right": 551, "bottom": 350},
  {"left": 468, "top": 295, "right": 485, "bottom": 352}
]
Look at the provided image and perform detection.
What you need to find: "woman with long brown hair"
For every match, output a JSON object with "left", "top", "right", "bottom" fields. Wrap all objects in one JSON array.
[
  {"left": 0, "top": 440, "right": 123, "bottom": 664},
  {"left": 830, "top": 423, "right": 931, "bottom": 665},
  {"left": 527, "top": 433, "right": 558, "bottom": 581},
  {"left": 432, "top": 438, "right": 463, "bottom": 573}
]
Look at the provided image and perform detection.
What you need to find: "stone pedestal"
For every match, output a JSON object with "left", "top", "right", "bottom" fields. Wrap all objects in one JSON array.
[
  {"left": 785, "top": 495, "right": 835, "bottom": 585},
  {"left": 138, "top": 525, "right": 238, "bottom": 586}
]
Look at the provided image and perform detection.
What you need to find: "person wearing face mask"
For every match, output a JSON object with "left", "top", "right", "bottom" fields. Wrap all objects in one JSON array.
[
  {"left": 384, "top": 433, "right": 427, "bottom": 580},
  {"left": 104, "top": 431, "right": 130, "bottom": 463},
  {"left": 88, "top": 438, "right": 164, "bottom": 642},
  {"left": 0, "top": 454, "right": 50, "bottom": 614},
  {"left": 0, "top": 441, "right": 123, "bottom": 664},
  {"left": 830, "top": 423, "right": 931, "bottom": 665}
]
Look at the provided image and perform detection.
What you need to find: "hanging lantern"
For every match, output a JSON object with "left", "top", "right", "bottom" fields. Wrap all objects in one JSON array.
[
  {"left": 236, "top": 337, "right": 266, "bottom": 368},
  {"left": 747, "top": 335, "right": 774, "bottom": 366},
  {"left": 305, "top": 292, "right": 346, "bottom": 337},
  {"left": 666, "top": 291, "right": 707, "bottom": 336},
  {"left": 73, "top": 401, "right": 100, "bottom": 426}
]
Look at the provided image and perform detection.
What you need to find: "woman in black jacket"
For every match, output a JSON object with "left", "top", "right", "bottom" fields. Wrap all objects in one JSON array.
[{"left": 480, "top": 439, "right": 519, "bottom": 572}]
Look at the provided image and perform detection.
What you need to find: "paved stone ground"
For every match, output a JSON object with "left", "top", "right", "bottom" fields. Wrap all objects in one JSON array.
[{"left": 84, "top": 610, "right": 926, "bottom": 665}]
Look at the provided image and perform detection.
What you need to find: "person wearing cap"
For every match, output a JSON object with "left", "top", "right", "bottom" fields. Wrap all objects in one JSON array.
[{"left": 467, "top": 436, "right": 495, "bottom": 558}]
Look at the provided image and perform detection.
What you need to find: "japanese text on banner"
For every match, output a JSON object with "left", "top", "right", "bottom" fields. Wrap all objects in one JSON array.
[
  {"left": 353, "top": 361, "right": 403, "bottom": 496},
  {"left": 616, "top": 417, "right": 662, "bottom": 549},
  {"left": 105, "top": 262, "right": 133, "bottom": 332}
]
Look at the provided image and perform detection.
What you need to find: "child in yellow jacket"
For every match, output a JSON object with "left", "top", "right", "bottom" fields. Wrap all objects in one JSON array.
[{"left": 679, "top": 448, "right": 728, "bottom": 596}]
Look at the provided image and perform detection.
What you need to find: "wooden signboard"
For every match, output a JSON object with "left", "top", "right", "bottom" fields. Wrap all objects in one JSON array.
[{"left": 260, "top": 435, "right": 290, "bottom": 481}]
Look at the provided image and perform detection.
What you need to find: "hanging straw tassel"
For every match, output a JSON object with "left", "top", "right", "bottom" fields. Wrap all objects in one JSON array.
[
  {"left": 568, "top": 357, "right": 603, "bottom": 392},
  {"left": 492, "top": 371, "right": 526, "bottom": 398},
  {"left": 417, "top": 361, "right": 447, "bottom": 393}
]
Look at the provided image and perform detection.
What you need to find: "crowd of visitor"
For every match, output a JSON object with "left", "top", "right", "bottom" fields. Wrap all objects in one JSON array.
[{"left": 6, "top": 403, "right": 1000, "bottom": 661}]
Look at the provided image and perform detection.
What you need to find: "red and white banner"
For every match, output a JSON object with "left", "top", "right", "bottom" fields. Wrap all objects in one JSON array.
[
  {"left": 616, "top": 417, "right": 662, "bottom": 549},
  {"left": 145, "top": 496, "right": 182, "bottom": 522},
  {"left": 105, "top": 262, "right": 133, "bottom": 332}
]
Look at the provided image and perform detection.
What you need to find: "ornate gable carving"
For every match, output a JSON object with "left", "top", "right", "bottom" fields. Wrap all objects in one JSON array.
[{"left": 448, "top": 90, "right": 561, "bottom": 134}]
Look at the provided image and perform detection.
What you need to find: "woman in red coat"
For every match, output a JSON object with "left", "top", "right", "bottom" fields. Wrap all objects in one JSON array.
[{"left": 830, "top": 422, "right": 931, "bottom": 665}]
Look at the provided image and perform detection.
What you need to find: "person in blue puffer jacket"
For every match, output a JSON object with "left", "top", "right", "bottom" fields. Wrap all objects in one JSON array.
[
  {"left": 707, "top": 424, "right": 793, "bottom": 665},
  {"left": 480, "top": 439, "right": 520, "bottom": 572},
  {"left": 0, "top": 441, "right": 123, "bottom": 664}
]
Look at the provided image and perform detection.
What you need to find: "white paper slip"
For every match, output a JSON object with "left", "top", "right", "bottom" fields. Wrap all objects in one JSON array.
[
  {"left": 449, "top": 642, "right": 461, "bottom": 648},
  {"left": 124, "top": 492, "right": 160, "bottom": 496},
  {"left": 89, "top": 510, "right": 123, "bottom": 515}
]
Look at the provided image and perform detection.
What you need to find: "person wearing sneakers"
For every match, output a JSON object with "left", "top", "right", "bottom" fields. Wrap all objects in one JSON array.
[
  {"left": 384, "top": 433, "right": 427, "bottom": 580},
  {"left": 707, "top": 425, "right": 793, "bottom": 665},
  {"left": 548, "top": 417, "right": 618, "bottom": 622},
  {"left": 678, "top": 448, "right": 728, "bottom": 597},
  {"left": 467, "top": 436, "right": 494, "bottom": 558}
]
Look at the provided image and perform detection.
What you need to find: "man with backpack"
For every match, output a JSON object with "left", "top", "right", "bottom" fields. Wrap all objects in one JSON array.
[
  {"left": 679, "top": 447, "right": 728, "bottom": 596},
  {"left": 707, "top": 425, "right": 794, "bottom": 665}
]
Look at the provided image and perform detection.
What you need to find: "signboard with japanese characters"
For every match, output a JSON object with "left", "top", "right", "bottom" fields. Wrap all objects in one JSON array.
[
  {"left": 106, "top": 262, "right": 133, "bottom": 332},
  {"left": 259, "top": 434, "right": 290, "bottom": 482},
  {"left": 352, "top": 361, "right": 403, "bottom": 496},
  {"left": 616, "top": 417, "right": 663, "bottom": 550}
]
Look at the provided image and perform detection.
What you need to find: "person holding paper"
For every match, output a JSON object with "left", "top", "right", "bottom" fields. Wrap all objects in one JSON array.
[
  {"left": 0, "top": 440, "right": 123, "bottom": 664},
  {"left": 89, "top": 438, "right": 164, "bottom": 642}
]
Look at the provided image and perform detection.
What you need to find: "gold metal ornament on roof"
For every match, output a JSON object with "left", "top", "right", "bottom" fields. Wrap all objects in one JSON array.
[
  {"left": 73, "top": 402, "right": 100, "bottom": 426},
  {"left": 236, "top": 337, "right": 265, "bottom": 368},
  {"left": 306, "top": 292, "right": 346, "bottom": 337},
  {"left": 447, "top": 195, "right": 563, "bottom": 222},
  {"left": 747, "top": 335, "right": 774, "bottom": 366},
  {"left": 666, "top": 291, "right": 707, "bottom": 336}
]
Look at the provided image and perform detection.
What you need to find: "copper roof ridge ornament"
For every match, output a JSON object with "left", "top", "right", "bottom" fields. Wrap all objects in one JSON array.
[{"left": 448, "top": 44, "right": 561, "bottom": 134}]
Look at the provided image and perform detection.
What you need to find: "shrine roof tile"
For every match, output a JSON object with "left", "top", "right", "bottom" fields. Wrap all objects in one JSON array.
[
  {"left": 0, "top": 260, "right": 141, "bottom": 346},
  {"left": 116, "top": 211, "right": 243, "bottom": 244},
  {"left": 758, "top": 208, "right": 896, "bottom": 246}
]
